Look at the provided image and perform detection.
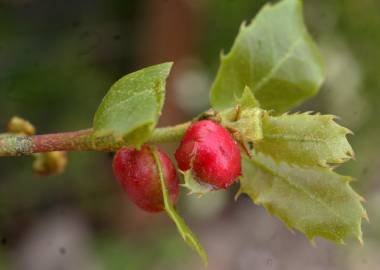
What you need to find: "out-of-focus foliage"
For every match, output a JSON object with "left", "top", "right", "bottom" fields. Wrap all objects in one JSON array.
[{"left": 0, "top": 0, "right": 380, "bottom": 269}]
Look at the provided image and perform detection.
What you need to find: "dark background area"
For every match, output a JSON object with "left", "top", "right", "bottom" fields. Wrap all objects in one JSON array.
[{"left": 0, "top": 0, "right": 379, "bottom": 269}]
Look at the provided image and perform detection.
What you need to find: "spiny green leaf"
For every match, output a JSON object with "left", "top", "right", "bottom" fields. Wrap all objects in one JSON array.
[
  {"left": 255, "top": 111, "right": 354, "bottom": 167},
  {"left": 181, "top": 170, "right": 215, "bottom": 197},
  {"left": 152, "top": 149, "right": 208, "bottom": 265},
  {"left": 93, "top": 63, "right": 172, "bottom": 147},
  {"left": 240, "top": 153, "right": 367, "bottom": 243},
  {"left": 222, "top": 107, "right": 264, "bottom": 145},
  {"left": 220, "top": 89, "right": 263, "bottom": 144},
  {"left": 210, "top": 0, "right": 324, "bottom": 113}
]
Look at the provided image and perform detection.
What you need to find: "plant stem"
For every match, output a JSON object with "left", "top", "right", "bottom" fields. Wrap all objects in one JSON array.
[
  {"left": 0, "top": 122, "right": 190, "bottom": 157},
  {"left": 148, "top": 122, "right": 190, "bottom": 143}
]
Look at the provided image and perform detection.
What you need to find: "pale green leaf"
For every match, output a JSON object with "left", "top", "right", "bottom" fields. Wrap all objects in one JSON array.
[
  {"left": 237, "top": 86, "right": 260, "bottom": 109},
  {"left": 210, "top": 0, "right": 324, "bottom": 113},
  {"left": 240, "top": 153, "right": 367, "bottom": 243},
  {"left": 255, "top": 112, "right": 354, "bottom": 167},
  {"left": 152, "top": 149, "right": 208, "bottom": 265},
  {"left": 93, "top": 63, "right": 172, "bottom": 147},
  {"left": 221, "top": 107, "right": 264, "bottom": 145},
  {"left": 181, "top": 170, "right": 215, "bottom": 197},
  {"left": 220, "top": 89, "right": 263, "bottom": 144}
]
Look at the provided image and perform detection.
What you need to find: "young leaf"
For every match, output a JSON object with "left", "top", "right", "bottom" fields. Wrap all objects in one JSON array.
[
  {"left": 181, "top": 170, "right": 215, "bottom": 197},
  {"left": 237, "top": 86, "right": 260, "bottom": 109},
  {"left": 93, "top": 63, "right": 172, "bottom": 147},
  {"left": 240, "top": 153, "right": 367, "bottom": 243},
  {"left": 222, "top": 107, "right": 264, "bottom": 144},
  {"left": 152, "top": 149, "right": 208, "bottom": 265},
  {"left": 255, "top": 112, "right": 354, "bottom": 167},
  {"left": 210, "top": 0, "right": 324, "bottom": 113}
]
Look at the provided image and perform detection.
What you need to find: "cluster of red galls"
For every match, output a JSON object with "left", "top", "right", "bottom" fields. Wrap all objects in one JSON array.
[{"left": 113, "top": 120, "right": 242, "bottom": 213}]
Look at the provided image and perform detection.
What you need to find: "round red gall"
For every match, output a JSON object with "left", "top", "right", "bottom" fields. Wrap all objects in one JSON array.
[
  {"left": 175, "top": 120, "right": 241, "bottom": 189},
  {"left": 113, "top": 145, "right": 180, "bottom": 213}
]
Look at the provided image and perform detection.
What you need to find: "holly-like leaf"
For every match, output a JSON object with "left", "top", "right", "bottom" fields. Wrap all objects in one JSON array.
[
  {"left": 255, "top": 112, "right": 354, "bottom": 167},
  {"left": 240, "top": 154, "right": 367, "bottom": 243},
  {"left": 210, "top": 0, "right": 324, "bottom": 113},
  {"left": 93, "top": 63, "right": 172, "bottom": 147},
  {"left": 152, "top": 149, "right": 208, "bottom": 265}
]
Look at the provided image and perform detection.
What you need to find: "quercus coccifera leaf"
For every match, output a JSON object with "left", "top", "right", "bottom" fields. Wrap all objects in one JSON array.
[
  {"left": 152, "top": 149, "right": 208, "bottom": 265},
  {"left": 93, "top": 63, "right": 172, "bottom": 147},
  {"left": 210, "top": 0, "right": 324, "bottom": 113},
  {"left": 255, "top": 111, "right": 354, "bottom": 167},
  {"left": 229, "top": 88, "right": 365, "bottom": 243},
  {"left": 240, "top": 154, "right": 367, "bottom": 243}
]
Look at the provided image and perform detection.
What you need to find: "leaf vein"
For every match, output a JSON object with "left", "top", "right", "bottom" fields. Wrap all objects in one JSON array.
[
  {"left": 263, "top": 134, "right": 328, "bottom": 143},
  {"left": 99, "top": 89, "right": 154, "bottom": 116},
  {"left": 250, "top": 157, "right": 351, "bottom": 230},
  {"left": 253, "top": 37, "right": 302, "bottom": 92}
]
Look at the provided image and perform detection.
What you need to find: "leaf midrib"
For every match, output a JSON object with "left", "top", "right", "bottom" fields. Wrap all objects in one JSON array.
[
  {"left": 248, "top": 156, "right": 353, "bottom": 232},
  {"left": 97, "top": 89, "right": 154, "bottom": 118},
  {"left": 253, "top": 37, "right": 302, "bottom": 93},
  {"left": 263, "top": 133, "right": 329, "bottom": 143}
]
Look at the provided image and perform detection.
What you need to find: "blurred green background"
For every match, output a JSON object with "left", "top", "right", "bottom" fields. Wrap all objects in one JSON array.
[{"left": 0, "top": 0, "right": 379, "bottom": 269}]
